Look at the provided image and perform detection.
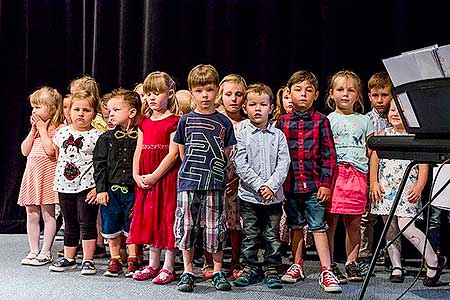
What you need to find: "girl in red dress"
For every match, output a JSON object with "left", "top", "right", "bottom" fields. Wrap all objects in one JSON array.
[{"left": 127, "top": 71, "right": 180, "bottom": 284}]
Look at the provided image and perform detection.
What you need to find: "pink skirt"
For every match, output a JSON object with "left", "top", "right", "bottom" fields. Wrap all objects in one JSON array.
[{"left": 328, "top": 162, "right": 367, "bottom": 215}]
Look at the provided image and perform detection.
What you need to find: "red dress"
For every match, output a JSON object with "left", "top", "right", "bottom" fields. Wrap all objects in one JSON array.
[{"left": 127, "top": 115, "right": 180, "bottom": 249}]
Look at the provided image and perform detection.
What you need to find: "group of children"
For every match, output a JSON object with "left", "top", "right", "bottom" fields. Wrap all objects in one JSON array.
[{"left": 18, "top": 64, "right": 447, "bottom": 294}]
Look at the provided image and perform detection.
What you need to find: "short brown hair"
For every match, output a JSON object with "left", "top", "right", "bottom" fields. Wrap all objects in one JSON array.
[
  {"left": 368, "top": 71, "right": 393, "bottom": 91},
  {"left": 110, "top": 88, "right": 142, "bottom": 123},
  {"left": 187, "top": 64, "right": 219, "bottom": 90},
  {"left": 244, "top": 83, "right": 274, "bottom": 105},
  {"left": 287, "top": 70, "right": 319, "bottom": 91}
]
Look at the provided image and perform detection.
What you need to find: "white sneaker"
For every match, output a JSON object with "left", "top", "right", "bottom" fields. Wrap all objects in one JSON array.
[{"left": 319, "top": 266, "right": 342, "bottom": 293}]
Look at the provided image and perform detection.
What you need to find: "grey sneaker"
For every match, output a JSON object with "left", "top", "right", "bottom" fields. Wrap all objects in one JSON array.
[
  {"left": 49, "top": 258, "right": 77, "bottom": 272},
  {"left": 211, "top": 271, "right": 232, "bottom": 291},
  {"left": 177, "top": 272, "right": 195, "bottom": 292},
  {"left": 80, "top": 260, "right": 97, "bottom": 275}
]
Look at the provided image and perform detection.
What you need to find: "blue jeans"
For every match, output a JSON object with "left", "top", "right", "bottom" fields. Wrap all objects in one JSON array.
[
  {"left": 240, "top": 201, "right": 282, "bottom": 270},
  {"left": 100, "top": 187, "right": 135, "bottom": 238},
  {"left": 284, "top": 192, "right": 329, "bottom": 232}
]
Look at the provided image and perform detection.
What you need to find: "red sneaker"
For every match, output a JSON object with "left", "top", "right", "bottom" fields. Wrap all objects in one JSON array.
[
  {"left": 281, "top": 259, "right": 305, "bottom": 283},
  {"left": 125, "top": 257, "right": 139, "bottom": 278},
  {"left": 319, "top": 266, "right": 342, "bottom": 293}
]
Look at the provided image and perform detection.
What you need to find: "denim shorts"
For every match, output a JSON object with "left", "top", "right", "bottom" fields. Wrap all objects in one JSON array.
[
  {"left": 100, "top": 187, "right": 135, "bottom": 238},
  {"left": 284, "top": 192, "right": 328, "bottom": 232}
]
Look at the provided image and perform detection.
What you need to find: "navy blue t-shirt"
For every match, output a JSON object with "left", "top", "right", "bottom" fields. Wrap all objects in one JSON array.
[{"left": 174, "top": 111, "right": 236, "bottom": 191}]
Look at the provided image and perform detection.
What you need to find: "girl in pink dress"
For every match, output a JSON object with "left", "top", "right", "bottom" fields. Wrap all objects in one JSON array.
[
  {"left": 127, "top": 71, "right": 180, "bottom": 284},
  {"left": 18, "top": 87, "right": 64, "bottom": 266}
]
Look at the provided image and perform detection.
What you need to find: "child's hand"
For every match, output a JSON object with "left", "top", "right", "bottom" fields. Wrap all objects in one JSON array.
[
  {"left": 407, "top": 185, "right": 422, "bottom": 203},
  {"left": 85, "top": 188, "right": 97, "bottom": 204},
  {"left": 370, "top": 181, "right": 384, "bottom": 202},
  {"left": 96, "top": 192, "right": 109, "bottom": 206},
  {"left": 142, "top": 173, "right": 156, "bottom": 188},
  {"left": 30, "top": 113, "right": 39, "bottom": 127},
  {"left": 317, "top": 187, "right": 331, "bottom": 203},
  {"left": 35, "top": 116, "right": 50, "bottom": 132},
  {"left": 226, "top": 176, "right": 239, "bottom": 197},
  {"left": 259, "top": 186, "right": 275, "bottom": 203},
  {"left": 134, "top": 174, "right": 148, "bottom": 189}
]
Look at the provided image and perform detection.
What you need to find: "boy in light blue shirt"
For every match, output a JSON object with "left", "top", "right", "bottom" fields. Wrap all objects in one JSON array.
[{"left": 234, "top": 83, "right": 290, "bottom": 289}]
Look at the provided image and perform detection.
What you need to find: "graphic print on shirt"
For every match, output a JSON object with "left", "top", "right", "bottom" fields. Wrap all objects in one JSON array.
[
  {"left": 181, "top": 116, "right": 227, "bottom": 189},
  {"left": 62, "top": 134, "right": 84, "bottom": 180},
  {"left": 333, "top": 120, "right": 363, "bottom": 161}
]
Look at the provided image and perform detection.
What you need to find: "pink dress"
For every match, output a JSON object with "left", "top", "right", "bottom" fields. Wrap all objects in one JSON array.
[
  {"left": 18, "top": 125, "right": 62, "bottom": 206},
  {"left": 127, "top": 115, "right": 180, "bottom": 249}
]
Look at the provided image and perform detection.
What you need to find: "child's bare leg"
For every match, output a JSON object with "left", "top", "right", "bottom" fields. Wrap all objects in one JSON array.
[
  {"left": 149, "top": 247, "right": 161, "bottom": 269},
  {"left": 212, "top": 250, "right": 224, "bottom": 273},
  {"left": 26, "top": 205, "right": 41, "bottom": 254},
  {"left": 182, "top": 249, "right": 195, "bottom": 273},
  {"left": 313, "top": 231, "right": 332, "bottom": 268},
  {"left": 326, "top": 213, "right": 339, "bottom": 262},
  {"left": 343, "top": 215, "right": 361, "bottom": 263},
  {"left": 291, "top": 228, "right": 304, "bottom": 262},
  {"left": 107, "top": 236, "right": 121, "bottom": 257},
  {"left": 162, "top": 249, "right": 176, "bottom": 271},
  {"left": 82, "top": 239, "right": 96, "bottom": 260}
]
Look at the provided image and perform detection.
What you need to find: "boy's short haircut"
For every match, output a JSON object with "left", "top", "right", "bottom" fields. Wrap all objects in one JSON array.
[
  {"left": 187, "top": 64, "right": 219, "bottom": 90},
  {"left": 110, "top": 87, "right": 142, "bottom": 122},
  {"left": 287, "top": 70, "right": 319, "bottom": 91},
  {"left": 244, "top": 83, "right": 274, "bottom": 105},
  {"left": 368, "top": 71, "right": 393, "bottom": 91}
]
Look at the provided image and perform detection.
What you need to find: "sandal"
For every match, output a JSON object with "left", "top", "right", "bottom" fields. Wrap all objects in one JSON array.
[
  {"left": 389, "top": 267, "right": 404, "bottom": 283},
  {"left": 423, "top": 255, "right": 447, "bottom": 287},
  {"left": 201, "top": 264, "right": 214, "bottom": 279}
]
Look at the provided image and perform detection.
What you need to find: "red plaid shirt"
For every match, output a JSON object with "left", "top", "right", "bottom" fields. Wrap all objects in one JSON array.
[{"left": 276, "top": 108, "right": 336, "bottom": 194}]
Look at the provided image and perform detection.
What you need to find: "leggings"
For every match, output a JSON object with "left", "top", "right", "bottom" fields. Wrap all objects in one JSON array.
[{"left": 59, "top": 189, "right": 99, "bottom": 247}]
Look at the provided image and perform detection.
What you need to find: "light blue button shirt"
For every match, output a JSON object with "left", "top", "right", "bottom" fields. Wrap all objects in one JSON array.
[{"left": 234, "top": 119, "right": 291, "bottom": 204}]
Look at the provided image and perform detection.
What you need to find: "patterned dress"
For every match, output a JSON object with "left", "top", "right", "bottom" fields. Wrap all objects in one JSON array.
[
  {"left": 371, "top": 127, "right": 421, "bottom": 217},
  {"left": 127, "top": 115, "right": 180, "bottom": 249},
  {"left": 18, "top": 125, "right": 62, "bottom": 206}
]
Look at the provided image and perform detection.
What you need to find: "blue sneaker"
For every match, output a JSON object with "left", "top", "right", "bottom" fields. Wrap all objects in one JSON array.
[
  {"left": 177, "top": 272, "right": 195, "bottom": 292},
  {"left": 234, "top": 267, "right": 260, "bottom": 287},
  {"left": 263, "top": 270, "right": 283, "bottom": 289},
  {"left": 49, "top": 258, "right": 77, "bottom": 272},
  {"left": 211, "top": 271, "right": 232, "bottom": 291}
]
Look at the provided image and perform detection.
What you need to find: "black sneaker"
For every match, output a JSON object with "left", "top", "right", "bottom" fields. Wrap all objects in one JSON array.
[
  {"left": 211, "top": 271, "right": 232, "bottom": 291},
  {"left": 345, "top": 261, "right": 363, "bottom": 282},
  {"left": 331, "top": 263, "right": 347, "bottom": 284},
  {"left": 263, "top": 270, "right": 283, "bottom": 289},
  {"left": 177, "top": 272, "right": 195, "bottom": 292},
  {"left": 80, "top": 260, "right": 97, "bottom": 275},
  {"left": 49, "top": 258, "right": 77, "bottom": 272},
  {"left": 234, "top": 266, "right": 260, "bottom": 287},
  {"left": 423, "top": 255, "right": 447, "bottom": 287},
  {"left": 357, "top": 257, "right": 375, "bottom": 277}
]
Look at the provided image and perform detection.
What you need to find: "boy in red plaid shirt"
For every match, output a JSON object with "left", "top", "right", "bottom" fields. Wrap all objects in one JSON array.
[{"left": 276, "top": 70, "right": 341, "bottom": 293}]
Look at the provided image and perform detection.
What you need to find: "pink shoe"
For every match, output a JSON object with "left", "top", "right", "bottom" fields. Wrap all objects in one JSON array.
[
  {"left": 201, "top": 264, "right": 214, "bottom": 279},
  {"left": 132, "top": 265, "right": 160, "bottom": 281},
  {"left": 152, "top": 269, "right": 175, "bottom": 284}
]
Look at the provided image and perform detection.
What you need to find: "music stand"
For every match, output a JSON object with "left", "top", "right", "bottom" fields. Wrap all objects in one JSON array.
[{"left": 359, "top": 78, "right": 450, "bottom": 300}]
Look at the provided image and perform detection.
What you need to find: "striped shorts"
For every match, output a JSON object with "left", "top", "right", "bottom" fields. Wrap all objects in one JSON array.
[{"left": 174, "top": 190, "right": 227, "bottom": 253}]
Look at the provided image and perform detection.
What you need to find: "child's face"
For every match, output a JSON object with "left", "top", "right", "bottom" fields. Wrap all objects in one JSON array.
[
  {"left": 31, "top": 103, "right": 52, "bottom": 121},
  {"left": 282, "top": 88, "right": 293, "bottom": 113},
  {"left": 146, "top": 90, "right": 170, "bottom": 114},
  {"left": 330, "top": 77, "right": 358, "bottom": 114},
  {"left": 243, "top": 92, "right": 273, "bottom": 128},
  {"left": 101, "top": 105, "right": 114, "bottom": 129},
  {"left": 387, "top": 101, "right": 404, "bottom": 130},
  {"left": 70, "top": 99, "right": 95, "bottom": 131},
  {"left": 135, "top": 85, "right": 145, "bottom": 102},
  {"left": 369, "top": 86, "right": 392, "bottom": 115},
  {"left": 290, "top": 81, "right": 318, "bottom": 112},
  {"left": 222, "top": 82, "right": 244, "bottom": 114},
  {"left": 107, "top": 97, "right": 135, "bottom": 129},
  {"left": 63, "top": 97, "right": 72, "bottom": 123},
  {"left": 190, "top": 84, "right": 218, "bottom": 113}
]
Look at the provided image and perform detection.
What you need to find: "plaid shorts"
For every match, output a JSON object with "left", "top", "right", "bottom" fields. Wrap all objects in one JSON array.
[{"left": 174, "top": 190, "right": 227, "bottom": 253}]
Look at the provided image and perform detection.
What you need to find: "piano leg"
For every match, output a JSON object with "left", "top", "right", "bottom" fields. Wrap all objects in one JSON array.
[{"left": 358, "top": 161, "right": 418, "bottom": 300}]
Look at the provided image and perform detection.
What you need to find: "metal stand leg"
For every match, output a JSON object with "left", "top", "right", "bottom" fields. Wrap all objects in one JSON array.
[{"left": 358, "top": 161, "right": 418, "bottom": 300}]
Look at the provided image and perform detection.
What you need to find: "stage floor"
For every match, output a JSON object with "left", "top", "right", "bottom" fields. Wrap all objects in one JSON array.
[{"left": 0, "top": 234, "right": 449, "bottom": 300}]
